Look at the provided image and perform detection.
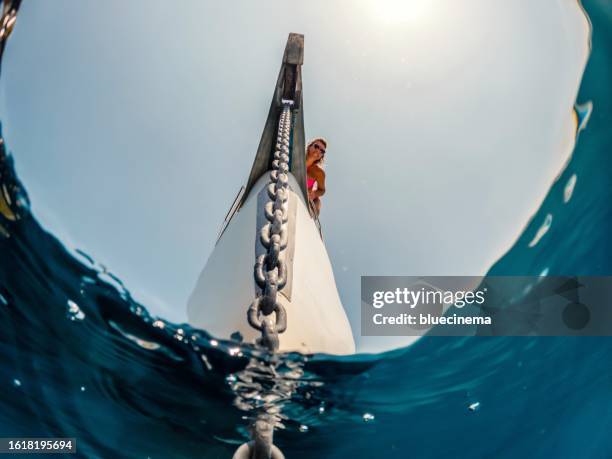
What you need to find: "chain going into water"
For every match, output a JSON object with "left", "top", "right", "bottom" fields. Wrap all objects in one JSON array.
[
  {"left": 247, "top": 101, "right": 293, "bottom": 352},
  {"left": 234, "top": 102, "right": 294, "bottom": 458}
]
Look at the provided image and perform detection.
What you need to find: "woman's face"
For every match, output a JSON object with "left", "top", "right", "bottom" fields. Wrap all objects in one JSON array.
[{"left": 308, "top": 141, "right": 326, "bottom": 163}]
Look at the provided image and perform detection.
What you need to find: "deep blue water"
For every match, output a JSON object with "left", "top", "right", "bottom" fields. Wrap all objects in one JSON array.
[{"left": 1, "top": 1, "right": 611, "bottom": 458}]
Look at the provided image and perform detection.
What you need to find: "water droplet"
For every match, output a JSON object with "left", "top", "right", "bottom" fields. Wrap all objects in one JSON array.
[
  {"left": 200, "top": 355, "right": 212, "bottom": 370},
  {"left": 318, "top": 404, "right": 325, "bottom": 414},
  {"left": 563, "top": 174, "right": 577, "bottom": 203},
  {"left": 299, "top": 424, "right": 309, "bottom": 433},
  {"left": 362, "top": 413, "right": 375, "bottom": 422},
  {"left": 152, "top": 320, "right": 165, "bottom": 329},
  {"left": 229, "top": 347, "right": 241, "bottom": 356},
  {"left": 522, "top": 282, "right": 534, "bottom": 296},
  {"left": 468, "top": 402, "right": 480, "bottom": 412},
  {"left": 574, "top": 101, "right": 592, "bottom": 133},
  {"left": 80, "top": 386, "right": 86, "bottom": 392},
  {"left": 528, "top": 214, "right": 552, "bottom": 248},
  {"left": 108, "top": 320, "right": 162, "bottom": 351},
  {"left": 173, "top": 328, "right": 185, "bottom": 340},
  {"left": 13, "top": 378, "right": 21, "bottom": 387},
  {"left": 66, "top": 300, "right": 85, "bottom": 321}
]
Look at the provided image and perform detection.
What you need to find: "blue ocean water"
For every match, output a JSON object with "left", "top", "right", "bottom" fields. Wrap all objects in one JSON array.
[{"left": 1, "top": 0, "right": 611, "bottom": 458}]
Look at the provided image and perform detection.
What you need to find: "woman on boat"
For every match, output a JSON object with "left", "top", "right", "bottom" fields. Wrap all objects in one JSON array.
[{"left": 306, "top": 137, "right": 327, "bottom": 216}]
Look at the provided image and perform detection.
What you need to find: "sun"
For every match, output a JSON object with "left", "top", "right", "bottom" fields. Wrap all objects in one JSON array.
[{"left": 368, "top": 0, "right": 436, "bottom": 26}]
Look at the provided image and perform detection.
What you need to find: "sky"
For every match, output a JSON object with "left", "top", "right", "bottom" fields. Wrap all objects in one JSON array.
[{"left": 0, "top": 0, "right": 589, "bottom": 352}]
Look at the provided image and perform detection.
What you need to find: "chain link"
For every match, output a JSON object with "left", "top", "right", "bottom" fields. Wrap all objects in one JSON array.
[
  {"left": 248, "top": 101, "right": 293, "bottom": 352},
  {"left": 0, "top": 1, "right": 19, "bottom": 44}
]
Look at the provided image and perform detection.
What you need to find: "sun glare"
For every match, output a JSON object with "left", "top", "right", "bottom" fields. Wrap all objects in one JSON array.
[{"left": 369, "top": 0, "right": 435, "bottom": 26}]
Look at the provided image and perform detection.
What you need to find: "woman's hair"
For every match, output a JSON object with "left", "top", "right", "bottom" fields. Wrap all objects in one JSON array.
[
  {"left": 307, "top": 137, "right": 327, "bottom": 150},
  {"left": 306, "top": 137, "right": 328, "bottom": 167}
]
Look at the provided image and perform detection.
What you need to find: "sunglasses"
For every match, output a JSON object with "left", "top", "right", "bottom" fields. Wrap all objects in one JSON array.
[{"left": 313, "top": 143, "right": 326, "bottom": 155}]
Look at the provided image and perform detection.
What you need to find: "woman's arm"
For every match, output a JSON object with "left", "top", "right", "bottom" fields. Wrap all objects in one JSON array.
[{"left": 310, "top": 166, "right": 326, "bottom": 198}]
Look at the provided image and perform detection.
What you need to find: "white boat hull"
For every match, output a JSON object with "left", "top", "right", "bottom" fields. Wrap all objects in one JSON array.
[{"left": 187, "top": 173, "right": 356, "bottom": 355}]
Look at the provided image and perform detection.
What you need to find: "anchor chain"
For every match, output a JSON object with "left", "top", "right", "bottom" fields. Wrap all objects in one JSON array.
[
  {"left": 234, "top": 101, "right": 294, "bottom": 459},
  {"left": 247, "top": 101, "right": 293, "bottom": 352},
  {"left": 0, "top": 1, "right": 19, "bottom": 47}
]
